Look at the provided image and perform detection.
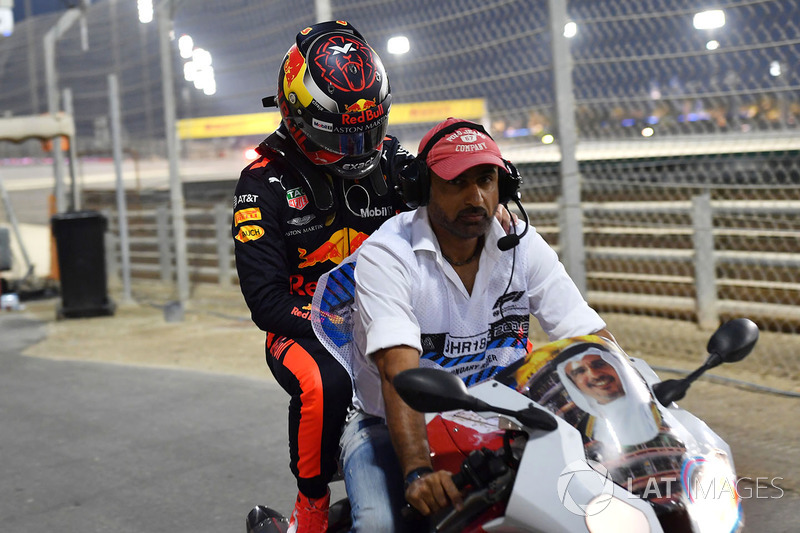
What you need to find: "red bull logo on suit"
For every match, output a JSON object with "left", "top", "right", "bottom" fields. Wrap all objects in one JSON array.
[{"left": 297, "top": 228, "right": 369, "bottom": 268}]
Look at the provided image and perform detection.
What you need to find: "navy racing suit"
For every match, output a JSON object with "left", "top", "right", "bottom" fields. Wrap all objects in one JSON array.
[{"left": 232, "top": 125, "right": 412, "bottom": 498}]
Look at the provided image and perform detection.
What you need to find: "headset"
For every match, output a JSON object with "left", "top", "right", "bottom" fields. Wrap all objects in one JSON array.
[
  {"left": 397, "top": 120, "right": 529, "bottom": 251},
  {"left": 397, "top": 121, "right": 521, "bottom": 209}
]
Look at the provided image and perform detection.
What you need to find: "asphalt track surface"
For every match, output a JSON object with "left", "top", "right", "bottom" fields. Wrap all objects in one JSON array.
[
  {"left": 0, "top": 314, "right": 320, "bottom": 532},
  {"left": 1, "top": 314, "right": 796, "bottom": 532}
]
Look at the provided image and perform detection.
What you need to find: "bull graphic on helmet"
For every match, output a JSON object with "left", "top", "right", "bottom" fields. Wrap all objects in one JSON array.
[{"left": 311, "top": 35, "right": 379, "bottom": 95}]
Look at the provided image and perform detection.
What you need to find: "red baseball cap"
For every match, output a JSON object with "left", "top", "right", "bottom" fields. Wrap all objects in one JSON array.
[{"left": 420, "top": 118, "right": 505, "bottom": 180}]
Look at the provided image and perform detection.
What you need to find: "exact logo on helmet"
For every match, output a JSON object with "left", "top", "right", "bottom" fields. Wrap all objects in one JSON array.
[{"left": 342, "top": 160, "right": 371, "bottom": 171}]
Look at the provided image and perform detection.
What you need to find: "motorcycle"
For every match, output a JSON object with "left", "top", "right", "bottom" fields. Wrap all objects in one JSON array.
[{"left": 246, "top": 317, "right": 758, "bottom": 532}]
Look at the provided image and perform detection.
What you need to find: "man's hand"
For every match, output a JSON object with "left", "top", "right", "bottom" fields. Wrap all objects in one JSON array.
[
  {"left": 494, "top": 204, "right": 519, "bottom": 233},
  {"left": 405, "top": 470, "right": 463, "bottom": 515}
]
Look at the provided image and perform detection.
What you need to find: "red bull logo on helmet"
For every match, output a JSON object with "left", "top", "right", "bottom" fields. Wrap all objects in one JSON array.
[
  {"left": 341, "top": 103, "right": 385, "bottom": 125},
  {"left": 297, "top": 228, "right": 369, "bottom": 268},
  {"left": 345, "top": 99, "right": 376, "bottom": 112}
]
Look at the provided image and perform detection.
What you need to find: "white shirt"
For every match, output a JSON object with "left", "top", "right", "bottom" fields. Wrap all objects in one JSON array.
[{"left": 349, "top": 208, "right": 606, "bottom": 418}]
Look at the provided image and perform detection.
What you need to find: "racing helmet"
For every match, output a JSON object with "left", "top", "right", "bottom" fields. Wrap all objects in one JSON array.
[{"left": 276, "top": 21, "right": 392, "bottom": 180}]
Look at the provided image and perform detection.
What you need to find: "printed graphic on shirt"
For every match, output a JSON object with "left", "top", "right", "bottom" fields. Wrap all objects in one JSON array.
[
  {"left": 492, "top": 291, "right": 527, "bottom": 318},
  {"left": 420, "top": 314, "right": 529, "bottom": 386},
  {"left": 235, "top": 225, "right": 265, "bottom": 243},
  {"left": 314, "top": 261, "right": 357, "bottom": 349},
  {"left": 286, "top": 187, "right": 309, "bottom": 210},
  {"left": 234, "top": 207, "right": 261, "bottom": 226},
  {"left": 297, "top": 228, "right": 369, "bottom": 268}
]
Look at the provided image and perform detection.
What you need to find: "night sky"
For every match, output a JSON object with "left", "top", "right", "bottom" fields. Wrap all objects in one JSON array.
[{"left": 12, "top": 0, "right": 76, "bottom": 22}]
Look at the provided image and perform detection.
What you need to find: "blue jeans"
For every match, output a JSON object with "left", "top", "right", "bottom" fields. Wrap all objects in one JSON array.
[{"left": 340, "top": 410, "right": 426, "bottom": 533}]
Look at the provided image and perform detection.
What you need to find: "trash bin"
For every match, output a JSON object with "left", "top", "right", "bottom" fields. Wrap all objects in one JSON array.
[{"left": 51, "top": 210, "right": 115, "bottom": 319}]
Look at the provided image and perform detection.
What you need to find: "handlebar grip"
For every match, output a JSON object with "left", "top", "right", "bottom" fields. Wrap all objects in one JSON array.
[
  {"left": 401, "top": 470, "right": 468, "bottom": 522},
  {"left": 451, "top": 470, "right": 469, "bottom": 491},
  {"left": 400, "top": 503, "right": 424, "bottom": 522}
]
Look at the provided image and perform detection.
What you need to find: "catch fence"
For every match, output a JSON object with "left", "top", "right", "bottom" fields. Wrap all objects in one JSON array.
[{"left": 1, "top": 0, "right": 798, "bottom": 375}]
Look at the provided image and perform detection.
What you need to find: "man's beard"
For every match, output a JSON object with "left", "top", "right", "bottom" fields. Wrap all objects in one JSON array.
[{"left": 428, "top": 203, "right": 493, "bottom": 240}]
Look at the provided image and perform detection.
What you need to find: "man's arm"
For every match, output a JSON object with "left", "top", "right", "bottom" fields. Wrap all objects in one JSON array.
[
  {"left": 592, "top": 328, "right": 616, "bottom": 343},
  {"left": 373, "top": 346, "right": 464, "bottom": 516},
  {"left": 233, "top": 166, "right": 314, "bottom": 338}
]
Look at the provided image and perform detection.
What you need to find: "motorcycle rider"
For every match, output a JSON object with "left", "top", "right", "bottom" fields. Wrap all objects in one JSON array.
[
  {"left": 232, "top": 21, "right": 412, "bottom": 533},
  {"left": 337, "top": 118, "right": 615, "bottom": 530}
]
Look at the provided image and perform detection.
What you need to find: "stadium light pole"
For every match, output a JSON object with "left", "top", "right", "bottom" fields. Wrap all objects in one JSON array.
[
  {"left": 548, "top": 0, "right": 586, "bottom": 295},
  {"left": 315, "top": 0, "right": 331, "bottom": 22},
  {"left": 158, "top": 0, "right": 191, "bottom": 308}
]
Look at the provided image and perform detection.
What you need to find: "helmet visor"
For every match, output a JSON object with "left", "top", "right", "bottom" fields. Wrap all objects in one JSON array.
[{"left": 296, "top": 94, "right": 391, "bottom": 157}]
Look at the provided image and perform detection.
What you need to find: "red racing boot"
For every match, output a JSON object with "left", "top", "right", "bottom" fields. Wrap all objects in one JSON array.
[{"left": 287, "top": 489, "right": 329, "bottom": 533}]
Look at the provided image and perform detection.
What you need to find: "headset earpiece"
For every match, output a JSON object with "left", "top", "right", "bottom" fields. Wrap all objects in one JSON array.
[
  {"left": 499, "top": 159, "right": 522, "bottom": 205},
  {"left": 397, "top": 157, "right": 430, "bottom": 209}
]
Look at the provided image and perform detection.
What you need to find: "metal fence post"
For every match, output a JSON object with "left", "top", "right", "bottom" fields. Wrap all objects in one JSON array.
[
  {"left": 156, "top": 205, "right": 173, "bottom": 283},
  {"left": 102, "top": 209, "right": 118, "bottom": 282},
  {"left": 549, "top": 0, "right": 586, "bottom": 295},
  {"left": 692, "top": 192, "right": 718, "bottom": 329},
  {"left": 108, "top": 73, "right": 133, "bottom": 303},
  {"left": 158, "top": 0, "right": 191, "bottom": 306},
  {"left": 214, "top": 203, "right": 231, "bottom": 286}
]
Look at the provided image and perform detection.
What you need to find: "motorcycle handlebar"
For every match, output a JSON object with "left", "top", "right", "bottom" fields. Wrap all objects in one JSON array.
[{"left": 399, "top": 469, "right": 471, "bottom": 522}]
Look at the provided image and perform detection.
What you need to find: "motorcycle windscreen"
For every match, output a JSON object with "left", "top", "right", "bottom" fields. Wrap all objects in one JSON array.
[{"left": 495, "top": 336, "right": 742, "bottom": 533}]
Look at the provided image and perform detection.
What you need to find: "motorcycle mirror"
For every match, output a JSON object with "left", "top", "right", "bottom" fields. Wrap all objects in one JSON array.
[
  {"left": 394, "top": 368, "right": 559, "bottom": 432},
  {"left": 393, "top": 367, "right": 489, "bottom": 413},
  {"left": 655, "top": 318, "right": 759, "bottom": 406},
  {"left": 706, "top": 317, "right": 759, "bottom": 366}
]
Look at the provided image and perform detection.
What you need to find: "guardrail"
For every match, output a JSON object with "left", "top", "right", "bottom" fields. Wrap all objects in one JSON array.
[{"left": 101, "top": 197, "right": 800, "bottom": 329}]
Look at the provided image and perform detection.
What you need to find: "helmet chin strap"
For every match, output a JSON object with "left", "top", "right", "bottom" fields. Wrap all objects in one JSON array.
[{"left": 326, "top": 153, "right": 388, "bottom": 196}]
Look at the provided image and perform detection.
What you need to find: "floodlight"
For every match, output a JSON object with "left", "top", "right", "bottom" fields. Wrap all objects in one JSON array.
[
  {"left": 137, "top": 0, "right": 154, "bottom": 24},
  {"left": 192, "top": 48, "right": 212, "bottom": 67},
  {"left": 178, "top": 34, "right": 194, "bottom": 59},
  {"left": 693, "top": 10, "right": 725, "bottom": 30},
  {"left": 387, "top": 36, "right": 410, "bottom": 55}
]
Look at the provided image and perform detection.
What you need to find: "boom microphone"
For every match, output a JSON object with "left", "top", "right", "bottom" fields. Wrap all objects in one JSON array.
[{"left": 497, "top": 195, "right": 530, "bottom": 251}]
